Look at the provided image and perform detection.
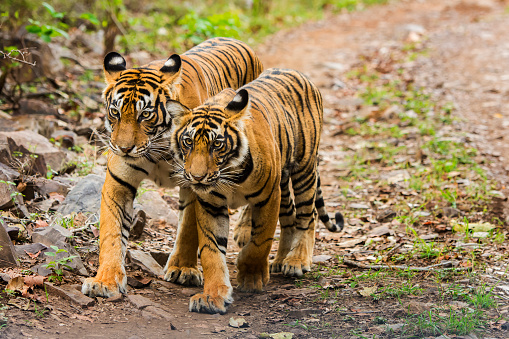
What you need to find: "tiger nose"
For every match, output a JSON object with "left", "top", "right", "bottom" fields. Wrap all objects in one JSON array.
[
  {"left": 190, "top": 173, "right": 206, "bottom": 181},
  {"left": 119, "top": 145, "right": 134, "bottom": 154}
]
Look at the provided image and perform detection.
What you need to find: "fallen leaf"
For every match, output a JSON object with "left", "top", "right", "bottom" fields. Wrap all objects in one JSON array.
[
  {"left": 90, "top": 225, "right": 99, "bottom": 238},
  {"left": 24, "top": 276, "right": 45, "bottom": 287},
  {"left": 49, "top": 192, "right": 65, "bottom": 202},
  {"left": 6, "top": 276, "right": 24, "bottom": 292},
  {"left": 34, "top": 220, "right": 48, "bottom": 229},
  {"left": 24, "top": 250, "right": 42, "bottom": 259},
  {"left": 359, "top": 286, "right": 377, "bottom": 297},
  {"left": 229, "top": 317, "right": 249, "bottom": 328}
]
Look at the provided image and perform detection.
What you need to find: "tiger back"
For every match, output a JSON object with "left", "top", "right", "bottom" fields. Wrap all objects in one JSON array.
[
  {"left": 167, "top": 68, "right": 343, "bottom": 314},
  {"left": 82, "top": 38, "right": 263, "bottom": 299}
]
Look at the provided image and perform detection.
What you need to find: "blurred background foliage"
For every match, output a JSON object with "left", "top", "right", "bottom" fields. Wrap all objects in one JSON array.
[{"left": 1, "top": 0, "right": 388, "bottom": 55}]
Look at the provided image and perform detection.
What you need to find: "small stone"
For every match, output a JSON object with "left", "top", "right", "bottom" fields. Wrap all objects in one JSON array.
[
  {"left": 368, "top": 225, "right": 391, "bottom": 237},
  {"left": 44, "top": 282, "right": 95, "bottom": 308},
  {"left": 14, "top": 243, "right": 48, "bottom": 258},
  {"left": 442, "top": 207, "right": 460, "bottom": 218},
  {"left": 386, "top": 323, "right": 405, "bottom": 331},
  {"left": 106, "top": 294, "right": 124, "bottom": 303},
  {"left": 128, "top": 250, "right": 164, "bottom": 277},
  {"left": 150, "top": 251, "right": 169, "bottom": 267},
  {"left": 312, "top": 255, "right": 332, "bottom": 264},
  {"left": 129, "top": 209, "right": 147, "bottom": 240},
  {"left": 377, "top": 209, "right": 396, "bottom": 222},
  {"left": 128, "top": 294, "right": 154, "bottom": 309},
  {"left": 135, "top": 190, "right": 178, "bottom": 226}
]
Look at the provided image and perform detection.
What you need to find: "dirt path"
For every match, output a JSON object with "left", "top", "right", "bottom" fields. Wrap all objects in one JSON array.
[{"left": 3, "top": 1, "right": 509, "bottom": 338}]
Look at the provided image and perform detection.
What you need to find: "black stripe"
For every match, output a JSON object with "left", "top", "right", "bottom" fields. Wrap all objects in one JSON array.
[
  {"left": 127, "top": 162, "right": 149, "bottom": 176},
  {"left": 108, "top": 168, "right": 137, "bottom": 197}
]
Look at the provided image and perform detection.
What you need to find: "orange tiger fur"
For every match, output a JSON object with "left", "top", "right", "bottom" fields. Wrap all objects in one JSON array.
[{"left": 82, "top": 38, "right": 263, "bottom": 298}]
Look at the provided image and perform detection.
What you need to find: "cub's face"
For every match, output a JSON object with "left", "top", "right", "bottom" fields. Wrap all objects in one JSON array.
[
  {"left": 169, "top": 89, "right": 250, "bottom": 193},
  {"left": 102, "top": 52, "right": 182, "bottom": 160}
]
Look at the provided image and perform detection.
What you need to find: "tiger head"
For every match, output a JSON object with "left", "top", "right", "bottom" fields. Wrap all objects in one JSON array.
[
  {"left": 102, "top": 52, "right": 182, "bottom": 160},
  {"left": 168, "top": 89, "right": 251, "bottom": 193}
]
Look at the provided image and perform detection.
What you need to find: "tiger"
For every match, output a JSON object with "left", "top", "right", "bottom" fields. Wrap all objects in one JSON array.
[
  {"left": 166, "top": 68, "right": 344, "bottom": 314},
  {"left": 81, "top": 37, "right": 263, "bottom": 298}
]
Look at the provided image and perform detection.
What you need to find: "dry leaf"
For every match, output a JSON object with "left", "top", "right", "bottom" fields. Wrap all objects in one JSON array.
[
  {"left": 24, "top": 275, "right": 45, "bottom": 287},
  {"left": 24, "top": 250, "right": 42, "bottom": 259},
  {"left": 6, "top": 276, "right": 24, "bottom": 292},
  {"left": 359, "top": 286, "right": 377, "bottom": 297},
  {"left": 35, "top": 220, "right": 48, "bottom": 228},
  {"left": 49, "top": 192, "right": 65, "bottom": 202}
]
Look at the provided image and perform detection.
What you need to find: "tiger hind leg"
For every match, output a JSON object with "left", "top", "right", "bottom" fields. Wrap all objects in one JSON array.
[
  {"left": 270, "top": 173, "right": 295, "bottom": 273},
  {"left": 237, "top": 184, "right": 280, "bottom": 292},
  {"left": 280, "top": 169, "right": 318, "bottom": 277}
]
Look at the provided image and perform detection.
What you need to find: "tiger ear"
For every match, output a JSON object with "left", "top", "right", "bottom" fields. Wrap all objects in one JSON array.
[
  {"left": 226, "top": 89, "right": 250, "bottom": 121},
  {"left": 160, "top": 54, "right": 182, "bottom": 84},
  {"left": 166, "top": 100, "right": 191, "bottom": 124},
  {"left": 104, "top": 52, "right": 127, "bottom": 84}
]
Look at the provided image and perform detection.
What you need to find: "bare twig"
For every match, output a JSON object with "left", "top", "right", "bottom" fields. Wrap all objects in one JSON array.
[
  {"left": 0, "top": 48, "right": 36, "bottom": 67},
  {"left": 385, "top": 242, "right": 403, "bottom": 257},
  {"left": 343, "top": 258, "right": 471, "bottom": 272}
]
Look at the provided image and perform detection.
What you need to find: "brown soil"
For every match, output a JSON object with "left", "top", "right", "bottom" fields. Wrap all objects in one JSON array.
[{"left": 2, "top": 0, "right": 509, "bottom": 338}]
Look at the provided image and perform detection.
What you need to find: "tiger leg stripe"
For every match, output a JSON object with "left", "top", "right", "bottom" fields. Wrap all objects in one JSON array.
[{"left": 189, "top": 201, "right": 232, "bottom": 314}]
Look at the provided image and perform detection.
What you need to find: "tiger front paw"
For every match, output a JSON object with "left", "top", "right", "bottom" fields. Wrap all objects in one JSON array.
[
  {"left": 189, "top": 285, "right": 233, "bottom": 314},
  {"left": 237, "top": 262, "right": 269, "bottom": 292},
  {"left": 164, "top": 266, "right": 203, "bottom": 286},
  {"left": 82, "top": 268, "right": 127, "bottom": 297},
  {"left": 233, "top": 225, "right": 251, "bottom": 248}
]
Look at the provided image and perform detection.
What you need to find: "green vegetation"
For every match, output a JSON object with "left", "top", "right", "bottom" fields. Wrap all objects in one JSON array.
[
  {"left": 44, "top": 245, "right": 77, "bottom": 282},
  {"left": 2, "top": 0, "right": 391, "bottom": 55}
]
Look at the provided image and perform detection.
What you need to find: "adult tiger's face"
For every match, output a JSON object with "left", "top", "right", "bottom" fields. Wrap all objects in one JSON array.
[
  {"left": 169, "top": 89, "right": 250, "bottom": 193},
  {"left": 102, "top": 52, "right": 182, "bottom": 160}
]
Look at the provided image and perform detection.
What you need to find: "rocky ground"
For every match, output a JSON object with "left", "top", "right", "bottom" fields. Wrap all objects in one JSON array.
[{"left": 1, "top": 0, "right": 509, "bottom": 338}]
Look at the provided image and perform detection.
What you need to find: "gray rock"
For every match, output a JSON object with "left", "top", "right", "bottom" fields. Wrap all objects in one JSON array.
[
  {"left": 128, "top": 294, "right": 155, "bottom": 309},
  {"left": 150, "top": 251, "right": 169, "bottom": 267},
  {"left": 0, "top": 223, "right": 19, "bottom": 268},
  {"left": 135, "top": 190, "right": 178, "bottom": 226},
  {"left": 57, "top": 174, "right": 104, "bottom": 216},
  {"left": 29, "top": 177, "right": 70, "bottom": 197},
  {"left": 15, "top": 243, "right": 48, "bottom": 258},
  {"left": 44, "top": 282, "right": 95, "bottom": 308},
  {"left": 129, "top": 209, "right": 147, "bottom": 239},
  {"left": 0, "top": 130, "right": 68, "bottom": 174},
  {"left": 0, "top": 163, "right": 20, "bottom": 210},
  {"left": 128, "top": 249, "right": 164, "bottom": 277},
  {"left": 31, "top": 225, "right": 88, "bottom": 276},
  {"left": 312, "top": 255, "right": 332, "bottom": 264},
  {"left": 368, "top": 225, "right": 392, "bottom": 237},
  {"left": 32, "top": 224, "right": 71, "bottom": 245}
]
